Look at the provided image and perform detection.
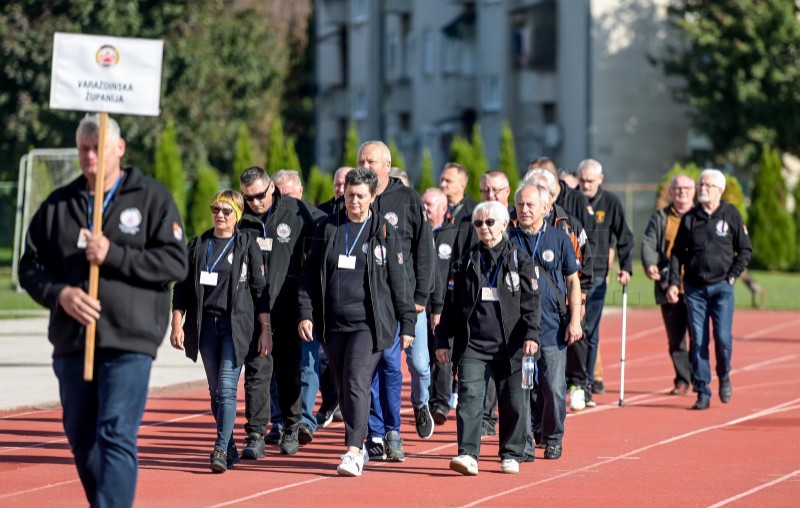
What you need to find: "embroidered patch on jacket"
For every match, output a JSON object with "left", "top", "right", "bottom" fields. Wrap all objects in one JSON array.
[{"left": 119, "top": 208, "right": 142, "bottom": 235}]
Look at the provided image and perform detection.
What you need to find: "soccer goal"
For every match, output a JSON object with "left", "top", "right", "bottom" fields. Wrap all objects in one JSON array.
[{"left": 11, "top": 149, "right": 81, "bottom": 289}]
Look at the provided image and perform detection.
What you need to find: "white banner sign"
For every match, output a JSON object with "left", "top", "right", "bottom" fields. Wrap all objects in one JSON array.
[{"left": 50, "top": 32, "right": 163, "bottom": 116}]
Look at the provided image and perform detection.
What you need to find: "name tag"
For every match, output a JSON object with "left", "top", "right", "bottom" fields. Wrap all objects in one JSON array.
[
  {"left": 200, "top": 271, "right": 219, "bottom": 286},
  {"left": 481, "top": 287, "right": 499, "bottom": 301},
  {"left": 76, "top": 228, "right": 91, "bottom": 249},
  {"left": 257, "top": 237, "right": 273, "bottom": 251},
  {"left": 338, "top": 255, "right": 356, "bottom": 270}
]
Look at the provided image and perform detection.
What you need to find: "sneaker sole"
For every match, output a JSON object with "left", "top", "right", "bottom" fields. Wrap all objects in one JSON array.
[
  {"left": 241, "top": 449, "right": 265, "bottom": 460},
  {"left": 280, "top": 447, "right": 299, "bottom": 455},
  {"left": 450, "top": 461, "right": 478, "bottom": 476},
  {"left": 416, "top": 424, "right": 435, "bottom": 440},
  {"left": 501, "top": 467, "right": 519, "bottom": 474},
  {"left": 210, "top": 463, "right": 227, "bottom": 474},
  {"left": 336, "top": 466, "right": 362, "bottom": 477},
  {"left": 385, "top": 454, "right": 406, "bottom": 462}
]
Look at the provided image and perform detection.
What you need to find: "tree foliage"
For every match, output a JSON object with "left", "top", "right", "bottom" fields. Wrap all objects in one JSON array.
[
  {"left": 187, "top": 160, "right": 220, "bottom": 238},
  {"left": 448, "top": 135, "right": 479, "bottom": 201},
  {"left": 0, "top": 0, "right": 310, "bottom": 179},
  {"left": 415, "top": 147, "right": 435, "bottom": 195},
  {"left": 342, "top": 122, "right": 360, "bottom": 168},
  {"left": 266, "top": 117, "right": 288, "bottom": 175},
  {"left": 655, "top": 0, "right": 800, "bottom": 163},
  {"left": 748, "top": 145, "right": 795, "bottom": 270},
  {"left": 388, "top": 139, "right": 407, "bottom": 170},
  {"left": 305, "top": 164, "right": 333, "bottom": 205},
  {"left": 154, "top": 120, "right": 186, "bottom": 219},
  {"left": 497, "top": 122, "right": 521, "bottom": 204},
  {"left": 794, "top": 179, "right": 800, "bottom": 270},
  {"left": 285, "top": 137, "right": 302, "bottom": 172},
  {"left": 232, "top": 123, "right": 254, "bottom": 186},
  {"left": 469, "top": 124, "right": 489, "bottom": 201}
]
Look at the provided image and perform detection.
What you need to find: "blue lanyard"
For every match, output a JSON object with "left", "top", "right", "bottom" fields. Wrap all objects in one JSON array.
[
  {"left": 87, "top": 175, "right": 123, "bottom": 232},
  {"left": 517, "top": 228, "right": 543, "bottom": 260},
  {"left": 260, "top": 205, "right": 274, "bottom": 239},
  {"left": 206, "top": 235, "right": 236, "bottom": 273},
  {"left": 345, "top": 215, "right": 370, "bottom": 257},
  {"left": 480, "top": 251, "right": 503, "bottom": 289}
]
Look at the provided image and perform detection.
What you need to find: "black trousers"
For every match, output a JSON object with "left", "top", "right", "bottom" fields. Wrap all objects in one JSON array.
[
  {"left": 244, "top": 326, "right": 302, "bottom": 435},
  {"left": 324, "top": 329, "right": 383, "bottom": 449},
  {"left": 317, "top": 345, "right": 339, "bottom": 410},
  {"left": 565, "top": 339, "right": 589, "bottom": 388},
  {"left": 661, "top": 297, "right": 692, "bottom": 388},
  {"left": 427, "top": 316, "right": 453, "bottom": 414}
]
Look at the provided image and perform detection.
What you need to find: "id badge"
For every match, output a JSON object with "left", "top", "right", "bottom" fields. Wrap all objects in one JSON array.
[
  {"left": 338, "top": 255, "right": 356, "bottom": 270},
  {"left": 200, "top": 271, "right": 219, "bottom": 286},
  {"left": 76, "top": 228, "right": 91, "bottom": 249},
  {"left": 481, "top": 287, "right": 499, "bottom": 301},
  {"left": 257, "top": 237, "right": 273, "bottom": 251}
]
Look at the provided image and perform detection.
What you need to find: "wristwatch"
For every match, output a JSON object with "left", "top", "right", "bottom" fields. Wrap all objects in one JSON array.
[{"left": 727, "top": 277, "right": 735, "bottom": 286}]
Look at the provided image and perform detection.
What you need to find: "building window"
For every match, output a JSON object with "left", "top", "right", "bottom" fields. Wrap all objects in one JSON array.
[
  {"left": 387, "top": 32, "right": 400, "bottom": 79},
  {"left": 403, "top": 33, "right": 414, "bottom": 79},
  {"left": 352, "top": 0, "right": 368, "bottom": 23},
  {"left": 421, "top": 29, "right": 434, "bottom": 77},
  {"left": 511, "top": 0, "right": 556, "bottom": 71},
  {"left": 481, "top": 75, "right": 501, "bottom": 111},
  {"left": 352, "top": 89, "right": 367, "bottom": 119},
  {"left": 442, "top": 36, "right": 456, "bottom": 75}
]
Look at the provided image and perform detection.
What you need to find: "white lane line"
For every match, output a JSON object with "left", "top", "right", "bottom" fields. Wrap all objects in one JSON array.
[
  {"left": 208, "top": 477, "right": 328, "bottom": 508},
  {"left": 0, "top": 480, "right": 81, "bottom": 500},
  {"left": 458, "top": 397, "right": 800, "bottom": 508},
  {"left": 706, "top": 468, "right": 800, "bottom": 507},
  {"left": 0, "top": 408, "right": 60, "bottom": 420},
  {"left": 741, "top": 318, "right": 800, "bottom": 340}
]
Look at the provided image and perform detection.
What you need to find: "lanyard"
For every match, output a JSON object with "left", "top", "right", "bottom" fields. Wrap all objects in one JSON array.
[
  {"left": 345, "top": 215, "right": 370, "bottom": 257},
  {"left": 260, "top": 205, "right": 274, "bottom": 239},
  {"left": 206, "top": 235, "right": 236, "bottom": 273},
  {"left": 517, "top": 229, "right": 543, "bottom": 260},
  {"left": 87, "top": 175, "right": 123, "bottom": 232},
  {"left": 480, "top": 251, "right": 503, "bottom": 289}
]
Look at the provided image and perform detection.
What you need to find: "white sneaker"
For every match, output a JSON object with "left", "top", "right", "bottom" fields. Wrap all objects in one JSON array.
[
  {"left": 450, "top": 454, "right": 479, "bottom": 476},
  {"left": 337, "top": 451, "right": 364, "bottom": 477},
  {"left": 570, "top": 386, "right": 586, "bottom": 411},
  {"left": 501, "top": 459, "right": 519, "bottom": 474}
]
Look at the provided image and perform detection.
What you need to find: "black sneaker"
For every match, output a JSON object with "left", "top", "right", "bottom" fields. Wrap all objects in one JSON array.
[
  {"left": 592, "top": 380, "right": 606, "bottom": 394},
  {"left": 227, "top": 445, "right": 241, "bottom": 469},
  {"left": 533, "top": 431, "right": 545, "bottom": 449},
  {"left": 264, "top": 425, "right": 283, "bottom": 445},
  {"left": 385, "top": 430, "right": 405, "bottom": 462},
  {"left": 241, "top": 432, "right": 266, "bottom": 459},
  {"left": 431, "top": 405, "right": 448, "bottom": 425},
  {"left": 210, "top": 448, "right": 227, "bottom": 473},
  {"left": 315, "top": 402, "right": 339, "bottom": 428},
  {"left": 298, "top": 423, "right": 314, "bottom": 445},
  {"left": 544, "top": 443, "right": 562, "bottom": 460},
  {"left": 719, "top": 378, "right": 732, "bottom": 403},
  {"left": 584, "top": 389, "right": 597, "bottom": 408},
  {"left": 279, "top": 427, "right": 299, "bottom": 455},
  {"left": 414, "top": 404, "right": 435, "bottom": 439},
  {"left": 366, "top": 437, "right": 386, "bottom": 460}
]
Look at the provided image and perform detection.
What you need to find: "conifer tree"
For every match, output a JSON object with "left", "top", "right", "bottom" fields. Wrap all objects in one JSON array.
[
  {"left": 468, "top": 124, "right": 489, "bottom": 201},
  {"left": 748, "top": 145, "right": 795, "bottom": 270},
  {"left": 285, "top": 137, "right": 302, "bottom": 172},
  {"left": 342, "top": 122, "right": 360, "bottom": 167},
  {"left": 415, "top": 147, "right": 436, "bottom": 195},
  {"left": 306, "top": 164, "right": 334, "bottom": 205},
  {"left": 448, "top": 135, "right": 477, "bottom": 200},
  {"left": 388, "top": 139, "right": 407, "bottom": 170},
  {"left": 188, "top": 161, "right": 220, "bottom": 237},
  {"left": 794, "top": 180, "right": 800, "bottom": 270},
  {"left": 232, "top": 123, "right": 254, "bottom": 186},
  {"left": 266, "top": 117, "right": 287, "bottom": 175},
  {"left": 154, "top": 120, "right": 186, "bottom": 218},
  {"left": 497, "top": 122, "right": 521, "bottom": 204}
]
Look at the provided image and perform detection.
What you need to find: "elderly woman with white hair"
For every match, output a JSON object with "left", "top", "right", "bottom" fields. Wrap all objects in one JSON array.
[{"left": 435, "top": 201, "right": 542, "bottom": 476}]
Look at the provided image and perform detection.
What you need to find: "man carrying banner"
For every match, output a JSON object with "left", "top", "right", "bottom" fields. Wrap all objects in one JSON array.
[{"left": 19, "top": 114, "right": 188, "bottom": 507}]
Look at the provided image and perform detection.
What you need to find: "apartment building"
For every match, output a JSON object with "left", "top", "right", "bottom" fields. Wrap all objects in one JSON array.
[{"left": 314, "top": 0, "right": 694, "bottom": 183}]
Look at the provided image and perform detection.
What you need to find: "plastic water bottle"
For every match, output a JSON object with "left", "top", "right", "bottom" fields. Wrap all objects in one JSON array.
[{"left": 521, "top": 356, "right": 536, "bottom": 390}]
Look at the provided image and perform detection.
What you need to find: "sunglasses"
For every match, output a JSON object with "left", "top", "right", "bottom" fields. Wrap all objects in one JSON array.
[
  {"left": 211, "top": 206, "right": 235, "bottom": 217},
  {"left": 473, "top": 218, "right": 497, "bottom": 228},
  {"left": 243, "top": 189, "right": 269, "bottom": 202}
]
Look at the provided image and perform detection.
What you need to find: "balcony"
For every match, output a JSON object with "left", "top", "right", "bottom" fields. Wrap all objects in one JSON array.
[
  {"left": 443, "top": 76, "right": 476, "bottom": 110},
  {"left": 384, "top": 81, "right": 412, "bottom": 114}
]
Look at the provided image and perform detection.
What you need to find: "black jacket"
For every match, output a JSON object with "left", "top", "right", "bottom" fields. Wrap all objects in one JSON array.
[
  {"left": 19, "top": 167, "right": 188, "bottom": 358},
  {"left": 587, "top": 187, "right": 634, "bottom": 277},
  {"left": 642, "top": 205, "right": 679, "bottom": 304},
  {"left": 172, "top": 231, "right": 267, "bottom": 366},
  {"left": 375, "top": 178, "right": 435, "bottom": 307},
  {"left": 556, "top": 180, "right": 596, "bottom": 255},
  {"left": 549, "top": 203, "right": 594, "bottom": 293},
  {"left": 429, "top": 221, "right": 460, "bottom": 315},
  {"left": 297, "top": 208, "right": 417, "bottom": 351},
  {"left": 668, "top": 201, "right": 752, "bottom": 287},
  {"left": 238, "top": 189, "right": 315, "bottom": 329},
  {"left": 435, "top": 239, "right": 542, "bottom": 369}
]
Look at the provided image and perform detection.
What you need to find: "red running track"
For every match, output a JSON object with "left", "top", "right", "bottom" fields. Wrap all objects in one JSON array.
[{"left": 2, "top": 308, "right": 800, "bottom": 507}]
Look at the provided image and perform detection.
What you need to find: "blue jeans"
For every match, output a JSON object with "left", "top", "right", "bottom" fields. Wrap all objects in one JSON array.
[
  {"left": 526, "top": 343, "right": 567, "bottom": 456},
  {"left": 369, "top": 331, "right": 403, "bottom": 438},
  {"left": 584, "top": 275, "right": 607, "bottom": 388},
  {"left": 684, "top": 280, "right": 735, "bottom": 397},
  {"left": 53, "top": 351, "right": 152, "bottom": 508},
  {"left": 199, "top": 315, "right": 242, "bottom": 452},
  {"left": 299, "top": 338, "right": 321, "bottom": 430},
  {"left": 406, "top": 311, "right": 431, "bottom": 408}
]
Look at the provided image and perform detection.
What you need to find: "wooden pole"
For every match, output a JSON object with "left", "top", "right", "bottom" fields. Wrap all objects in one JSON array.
[{"left": 84, "top": 111, "right": 108, "bottom": 381}]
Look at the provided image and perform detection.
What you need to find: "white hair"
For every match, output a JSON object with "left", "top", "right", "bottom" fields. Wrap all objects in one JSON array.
[
  {"left": 76, "top": 113, "right": 121, "bottom": 143},
  {"left": 515, "top": 183, "right": 550, "bottom": 207},
  {"left": 699, "top": 168, "right": 726, "bottom": 191},
  {"left": 577, "top": 158, "right": 603, "bottom": 175},
  {"left": 271, "top": 169, "right": 302, "bottom": 186},
  {"left": 523, "top": 168, "right": 558, "bottom": 197},
  {"left": 357, "top": 141, "right": 391, "bottom": 165},
  {"left": 472, "top": 200, "right": 510, "bottom": 224}
]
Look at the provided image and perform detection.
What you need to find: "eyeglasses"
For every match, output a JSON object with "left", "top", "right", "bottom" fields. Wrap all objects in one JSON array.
[
  {"left": 211, "top": 206, "right": 235, "bottom": 217},
  {"left": 473, "top": 218, "right": 497, "bottom": 228},
  {"left": 243, "top": 189, "right": 269, "bottom": 202},
  {"left": 672, "top": 186, "right": 694, "bottom": 192},
  {"left": 480, "top": 187, "right": 508, "bottom": 195},
  {"left": 699, "top": 182, "right": 721, "bottom": 190}
]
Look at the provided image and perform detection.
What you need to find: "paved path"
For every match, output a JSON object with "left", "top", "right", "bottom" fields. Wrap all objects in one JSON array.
[{"left": 0, "top": 317, "right": 206, "bottom": 411}]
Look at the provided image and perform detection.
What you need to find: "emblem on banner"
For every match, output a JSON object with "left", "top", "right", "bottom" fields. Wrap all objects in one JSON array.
[{"left": 96, "top": 45, "right": 120, "bottom": 67}]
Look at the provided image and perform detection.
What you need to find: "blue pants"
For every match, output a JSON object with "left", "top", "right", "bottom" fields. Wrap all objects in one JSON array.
[
  {"left": 368, "top": 332, "right": 403, "bottom": 438},
  {"left": 684, "top": 280, "right": 735, "bottom": 397},
  {"left": 53, "top": 351, "right": 152, "bottom": 508},
  {"left": 299, "top": 338, "right": 320, "bottom": 430},
  {"left": 407, "top": 311, "right": 431, "bottom": 408},
  {"left": 584, "top": 276, "right": 607, "bottom": 388},
  {"left": 199, "top": 315, "right": 242, "bottom": 453},
  {"left": 526, "top": 343, "right": 567, "bottom": 456}
]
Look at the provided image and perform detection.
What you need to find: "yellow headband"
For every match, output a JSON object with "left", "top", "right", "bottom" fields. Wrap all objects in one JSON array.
[{"left": 211, "top": 197, "right": 242, "bottom": 222}]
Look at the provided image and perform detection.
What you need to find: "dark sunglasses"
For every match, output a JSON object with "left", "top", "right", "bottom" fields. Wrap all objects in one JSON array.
[
  {"left": 243, "top": 189, "right": 269, "bottom": 202},
  {"left": 210, "top": 206, "right": 235, "bottom": 217},
  {"left": 473, "top": 218, "right": 497, "bottom": 228}
]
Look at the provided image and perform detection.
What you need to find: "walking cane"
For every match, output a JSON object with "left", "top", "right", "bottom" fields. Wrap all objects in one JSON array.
[{"left": 618, "top": 284, "right": 628, "bottom": 406}]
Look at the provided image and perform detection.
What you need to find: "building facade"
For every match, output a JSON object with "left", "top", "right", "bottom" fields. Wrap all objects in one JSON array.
[{"left": 314, "top": 0, "right": 693, "bottom": 184}]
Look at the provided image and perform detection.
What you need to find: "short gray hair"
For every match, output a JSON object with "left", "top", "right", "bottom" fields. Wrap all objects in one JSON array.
[
  {"left": 272, "top": 169, "right": 302, "bottom": 187},
  {"left": 76, "top": 113, "right": 121, "bottom": 143},
  {"left": 472, "top": 200, "right": 510, "bottom": 225},
  {"left": 578, "top": 158, "right": 603, "bottom": 175},
  {"left": 699, "top": 168, "right": 726, "bottom": 191},
  {"left": 357, "top": 141, "right": 391, "bottom": 165},
  {"left": 515, "top": 183, "right": 550, "bottom": 207},
  {"left": 523, "top": 168, "right": 558, "bottom": 197}
]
